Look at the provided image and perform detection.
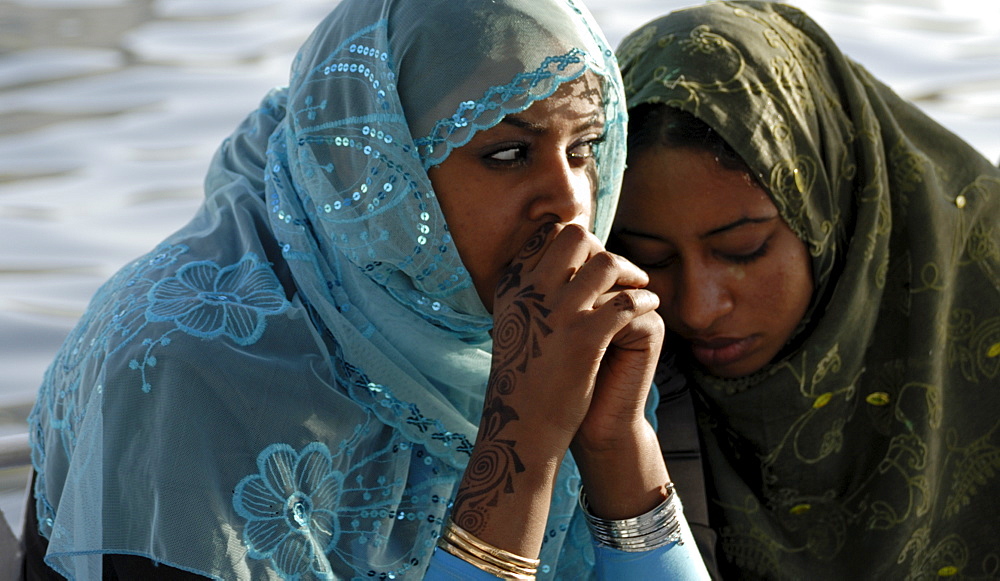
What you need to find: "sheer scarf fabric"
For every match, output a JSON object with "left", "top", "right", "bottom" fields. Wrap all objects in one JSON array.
[{"left": 28, "top": 0, "right": 626, "bottom": 578}]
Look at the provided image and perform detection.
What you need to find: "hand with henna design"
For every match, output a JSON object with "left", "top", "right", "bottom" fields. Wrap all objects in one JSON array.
[{"left": 451, "top": 221, "right": 670, "bottom": 556}]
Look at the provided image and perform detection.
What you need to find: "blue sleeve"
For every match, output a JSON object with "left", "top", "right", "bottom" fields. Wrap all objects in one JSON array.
[
  {"left": 424, "top": 546, "right": 502, "bottom": 580},
  {"left": 426, "top": 530, "right": 709, "bottom": 581},
  {"left": 593, "top": 505, "right": 711, "bottom": 580}
]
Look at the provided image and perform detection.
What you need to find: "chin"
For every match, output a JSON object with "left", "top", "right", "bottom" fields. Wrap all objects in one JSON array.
[{"left": 696, "top": 353, "right": 769, "bottom": 379}]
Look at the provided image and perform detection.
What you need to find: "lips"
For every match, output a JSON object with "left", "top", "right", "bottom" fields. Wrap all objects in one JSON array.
[{"left": 688, "top": 335, "right": 757, "bottom": 371}]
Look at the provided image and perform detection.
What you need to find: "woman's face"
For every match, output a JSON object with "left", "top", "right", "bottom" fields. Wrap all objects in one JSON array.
[
  {"left": 613, "top": 147, "right": 813, "bottom": 378},
  {"left": 428, "top": 75, "right": 605, "bottom": 313}
]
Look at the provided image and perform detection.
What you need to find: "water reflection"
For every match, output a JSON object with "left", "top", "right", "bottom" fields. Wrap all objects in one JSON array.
[{"left": 0, "top": 0, "right": 156, "bottom": 53}]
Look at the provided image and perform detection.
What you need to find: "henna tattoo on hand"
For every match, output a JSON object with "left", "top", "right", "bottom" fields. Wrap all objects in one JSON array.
[
  {"left": 495, "top": 223, "right": 553, "bottom": 299},
  {"left": 493, "top": 285, "right": 552, "bottom": 373},
  {"left": 452, "top": 396, "right": 525, "bottom": 532},
  {"left": 496, "top": 262, "right": 523, "bottom": 299},
  {"left": 454, "top": 275, "right": 553, "bottom": 534},
  {"left": 517, "top": 223, "right": 552, "bottom": 260},
  {"left": 612, "top": 293, "right": 636, "bottom": 312}
]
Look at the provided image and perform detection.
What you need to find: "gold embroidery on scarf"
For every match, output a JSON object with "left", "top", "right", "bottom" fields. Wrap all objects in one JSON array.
[
  {"left": 770, "top": 156, "right": 823, "bottom": 252},
  {"left": 862, "top": 187, "right": 892, "bottom": 285},
  {"left": 897, "top": 382, "right": 943, "bottom": 431},
  {"left": 912, "top": 262, "right": 946, "bottom": 293},
  {"left": 758, "top": 348, "right": 865, "bottom": 467},
  {"left": 681, "top": 25, "right": 727, "bottom": 55},
  {"left": 943, "top": 422, "right": 1000, "bottom": 518},
  {"left": 812, "top": 344, "right": 842, "bottom": 388},
  {"left": 616, "top": 25, "right": 658, "bottom": 68},
  {"left": 864, "top": 360, "right": 905, "bottom": 435},
  {"left": 966, "top": 222, "right": 999, "bottom": 269},
  {"left": 866, "top": 392, "right": 891, "bottom": 406},
  {"left": 897, "top": 529, "right": 969, "bottom": 581},
  {"left": 876, "top": 257, "right": 890, "bottom": 289},
  {"left": 948, "top": 310, "right": 1000, "bottom": 383},
  {"left": 772, "top": 56, "right": 815, "bottom": 113},
  {"left": 890, "top": 141, "right": 928, "bottom": 194},
  {"left": 714, "top": 496, "right": 783, "bottom": 578},
  {"left": 652, "top": 65, "right": 683, "bottom": 91},
  {"left": 866, "top": 432, "right": 932, "bottom": 530}
]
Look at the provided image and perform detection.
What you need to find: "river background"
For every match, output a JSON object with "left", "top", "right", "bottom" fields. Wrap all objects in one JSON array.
[{"left": 2, "top": 0, "right": 999, "bottom": 530}]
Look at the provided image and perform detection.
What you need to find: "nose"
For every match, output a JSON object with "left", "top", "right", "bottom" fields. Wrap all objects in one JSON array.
[
  {"left": 673, "top": 261, "right": 733, "bottom": 333},
  {"left": 527, "top": 154, "right": 592, "bottom": 227}
]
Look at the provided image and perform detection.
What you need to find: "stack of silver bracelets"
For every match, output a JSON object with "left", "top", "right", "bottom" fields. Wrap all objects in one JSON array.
[{"left": 579, "top": 482, "right": 684, "bottom": 552}]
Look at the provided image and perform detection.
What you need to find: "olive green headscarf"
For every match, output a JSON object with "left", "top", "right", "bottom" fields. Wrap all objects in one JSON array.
[{"left": 619, "top": 2, "right": 1000, "bottom": 579}]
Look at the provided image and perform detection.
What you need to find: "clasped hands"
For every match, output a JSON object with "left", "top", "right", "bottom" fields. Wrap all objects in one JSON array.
[{"left": 452, "top": 222, "right": 669, "bottom": 554}]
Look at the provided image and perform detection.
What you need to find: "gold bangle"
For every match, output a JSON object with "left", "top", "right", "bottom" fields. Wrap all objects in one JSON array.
[
  {"left": 437, "top": 519, "right": 539, "bottom": 580},
  {"left": 444, "top": 519, "right": 541, "bottom": 569},
  {"left": 438, "top": 540, "right": 536, "bottom": 580},
  {"left": 443, "top": 525, "right": 530, "bottom": 572}
]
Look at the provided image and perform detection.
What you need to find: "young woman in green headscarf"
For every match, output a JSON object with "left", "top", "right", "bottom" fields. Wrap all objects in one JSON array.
[{"left": 611, "top": 2, "right": 1000, "bottom": 579}]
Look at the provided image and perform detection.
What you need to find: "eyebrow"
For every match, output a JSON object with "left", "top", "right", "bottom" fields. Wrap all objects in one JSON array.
[
  {"left": 615, "top": 215, "right": 777, "bottom": 242},
  {"left": 501, "top": 112, "right": 605, "bottom": 135},
  {"left": 701, "top": 215, "right": 777, "bottom": 239}
]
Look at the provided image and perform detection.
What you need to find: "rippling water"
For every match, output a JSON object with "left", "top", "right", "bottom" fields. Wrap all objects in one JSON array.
[{"left": 1, "top": 0, "right": 999, "bottom": 527}]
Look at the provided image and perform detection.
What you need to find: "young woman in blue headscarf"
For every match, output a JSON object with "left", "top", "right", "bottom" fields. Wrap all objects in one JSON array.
[{"left": 23, "top": 0, "right": 710, "bottom": 579}]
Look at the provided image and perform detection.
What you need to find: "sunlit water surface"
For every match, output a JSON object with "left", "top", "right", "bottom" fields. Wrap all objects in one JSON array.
[{"left": 1, "top": 0, "right": 999, "bottom": 529}]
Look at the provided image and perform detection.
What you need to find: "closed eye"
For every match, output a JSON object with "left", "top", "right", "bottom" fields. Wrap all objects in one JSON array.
[
  {"left": 719, "top": 239, "right": 770, "bottom": 265},
  {"left": 608, "top": 232, "right": 676, "bottom": 270},
  {"left": 634, "top": 255, "right": 677, "bottom": 270}
]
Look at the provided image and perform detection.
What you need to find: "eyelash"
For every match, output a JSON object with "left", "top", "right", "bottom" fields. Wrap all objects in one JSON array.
[
  {"left": 628, "top": 240, "right": 771, "bottom": 270},
  {"left": 632, "top": 255, "right": 676, "bottom": 270},
  {"left": 484, "top": 135, "right": 604, "bottom": 166},
  {"left": 569, "top": 135, "right": 605, "bottom": 159},
  {"left": 722, "top": 240, "right": 770, "bottom": 265}
]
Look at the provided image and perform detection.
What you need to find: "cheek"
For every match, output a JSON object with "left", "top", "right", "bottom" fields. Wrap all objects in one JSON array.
[
  {"left": 644, "top": 274, "right": 679, "bottom": 329},
  {"left": 759, "top": 245, "right": 813, "bottom": 337}
]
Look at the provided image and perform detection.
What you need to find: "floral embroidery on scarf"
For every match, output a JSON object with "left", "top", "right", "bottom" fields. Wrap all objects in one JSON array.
[
  {"left": 233, "top": 442, "right": 344, "bottom": 580},
  {"left": 146, "top": 252, "right": 289, "bottom": 345},
  {"left": 32, "top": 247, "right": 290, "bottom": 472},
  {"left": 233, "top": 435, "right": 458, "bottom": 580}
]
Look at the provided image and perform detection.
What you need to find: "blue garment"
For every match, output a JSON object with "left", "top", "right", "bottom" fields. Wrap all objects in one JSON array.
[
  {"left": 591, "top": 505, "right": 709, "bottom": 581},
  {"left": 27, "top": 0, "right": 639, "bottom": 579},
  {"left": 426, "top": 497, "right": 710, "bottom": 580}
]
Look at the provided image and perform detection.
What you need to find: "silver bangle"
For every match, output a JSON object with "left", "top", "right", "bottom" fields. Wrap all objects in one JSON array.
[{"left": 579, "top": 482, "right": 684, "bottom": 552}]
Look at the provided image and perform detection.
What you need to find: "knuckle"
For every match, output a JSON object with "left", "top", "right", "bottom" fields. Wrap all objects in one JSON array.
[
  {"left": 638, "top": 288, "right": 660, "bottom": 310},
  {"left": 558, "top": 222, "right": 590, "bottom": 245},
  {"left": 589, "top": 250, "right": 619, "bottom": 272}
]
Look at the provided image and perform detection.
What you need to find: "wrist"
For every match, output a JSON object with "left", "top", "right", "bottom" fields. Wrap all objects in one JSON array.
[
  {"left": 450, "top": 428, "right": 567, "bottom": 557},
  {"left": 572, "top": 415, "right": 651, "bottom": 456},
  {"left": 571, "top": 422, "right": 670, "bottom": 519}
]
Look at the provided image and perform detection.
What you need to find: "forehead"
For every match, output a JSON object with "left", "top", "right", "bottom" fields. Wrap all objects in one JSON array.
[
  {"left": 619, "top": 147, "right": 773, "bottom": 228},
  {"left": 514, "top": 72, "right": 604, "bottom": 122}
]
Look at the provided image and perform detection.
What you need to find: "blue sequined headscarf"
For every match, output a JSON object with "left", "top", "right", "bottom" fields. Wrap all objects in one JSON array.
[{"left": 28, "top": 0, "right": 625, "bottom": 578}]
